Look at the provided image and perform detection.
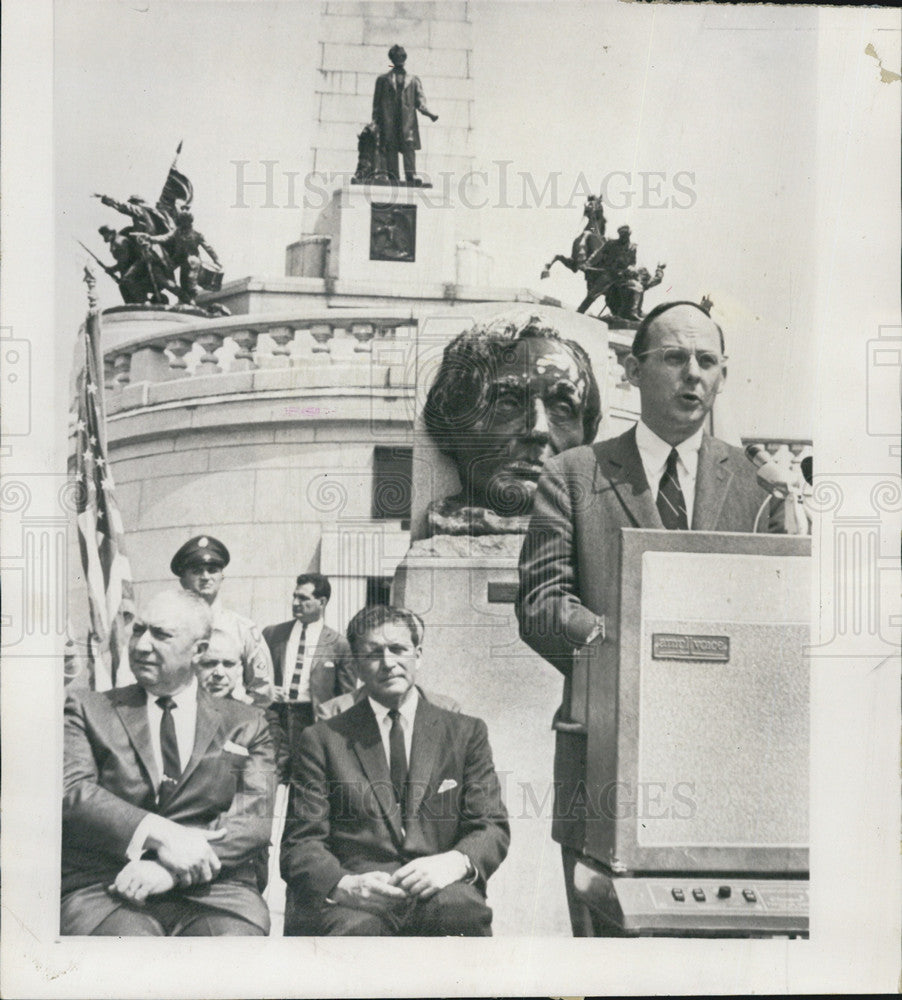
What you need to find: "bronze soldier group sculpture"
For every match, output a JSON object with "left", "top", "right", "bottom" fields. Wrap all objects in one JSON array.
[
  {"left": 542, "top": 196, "right": 666, "bottom": 324},
  {"left": 88, "top": 146, "right": 228, "bottom": 315}
]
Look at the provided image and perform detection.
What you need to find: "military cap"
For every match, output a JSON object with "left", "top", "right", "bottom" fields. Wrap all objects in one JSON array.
[
  {"left": 618, "top": 224, "right": 631, "bottom": 234},
  {"left": 170, "top": 535, "right": 230, "bottom": 576}
]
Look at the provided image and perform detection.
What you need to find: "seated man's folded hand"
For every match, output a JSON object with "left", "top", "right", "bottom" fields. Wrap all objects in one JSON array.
[
  {"left": 332, "top": 871, "right": 410, "bottom": 913},
  {"left": 108, "top": 859, "right": 176, "bottom": 904},
  {"left": 390, "top": 851, "right": 471, "bottom": 900},
  {"left": 143, "top": 816, "right": 227, "bottom": 886}
]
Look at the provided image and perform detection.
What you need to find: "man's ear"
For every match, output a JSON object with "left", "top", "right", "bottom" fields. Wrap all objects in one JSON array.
[
  {"left": 623, "top": 353, "right": 642, "bottom": 388},
  {"left": 715, "top": 363, "right": 728, "bottom": 394},
  {"left": 192, "top": 639, "right": 209, "bottom": 661}
]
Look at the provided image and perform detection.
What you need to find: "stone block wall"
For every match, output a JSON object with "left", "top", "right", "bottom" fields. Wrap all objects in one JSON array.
[
  {"left": 95, "top": 419, "right": 413, "bottom": 635},
  {"left": 307, "top": 1, "right": 476, "bottom": 240}
]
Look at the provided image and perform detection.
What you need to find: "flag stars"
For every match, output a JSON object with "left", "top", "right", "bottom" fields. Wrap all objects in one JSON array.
[{"left": 86, "top": 382, "right": 97, "bottom": 395}]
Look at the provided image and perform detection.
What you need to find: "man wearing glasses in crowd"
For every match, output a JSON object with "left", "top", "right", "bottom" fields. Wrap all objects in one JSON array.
[{"left": 516, "top": 301, "right": 777, "bottom": 936}]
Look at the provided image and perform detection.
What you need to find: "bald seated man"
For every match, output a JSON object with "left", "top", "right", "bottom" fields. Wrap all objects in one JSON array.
[
  {"left": 61, "top": 590, "right": 275, "bottom": 936},
  {"left": 516, "top": 301, "right": 777, "bottom": 936},
  {"left": 195, "top": 629, "right": 253, "bottom": 704}
]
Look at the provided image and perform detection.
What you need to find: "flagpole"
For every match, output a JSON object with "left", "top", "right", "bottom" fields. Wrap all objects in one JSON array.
[{"left": 82, "top": 265, "right": 109, "bottom": 452}]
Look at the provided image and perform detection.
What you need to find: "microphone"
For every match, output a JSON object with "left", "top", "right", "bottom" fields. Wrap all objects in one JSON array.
[{"left": 744, "top": 444, "right": 803, "bottom": 499}]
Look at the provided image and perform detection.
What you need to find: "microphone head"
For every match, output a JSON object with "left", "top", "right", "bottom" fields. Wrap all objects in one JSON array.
[{"left": 800, "top": 455, "right": 813, "bottom": 486}]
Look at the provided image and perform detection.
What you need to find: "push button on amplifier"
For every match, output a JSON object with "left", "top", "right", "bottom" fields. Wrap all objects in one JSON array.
[
  {"left": 743, "top": 888, "right": 758, "bottom": 903},
  {"left": 671, "top": 888, "right": 685, "bottom": 901},
  {"left": 692, "top": 888, "right": 706, "bottom": 902},
  {"left": 717, "top": 885, "right": 732, "bottom": 899}
]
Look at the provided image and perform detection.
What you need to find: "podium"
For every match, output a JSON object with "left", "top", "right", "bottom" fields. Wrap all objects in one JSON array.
[{"left": 573, "top": 529, "right": 811, "bottom": 937}]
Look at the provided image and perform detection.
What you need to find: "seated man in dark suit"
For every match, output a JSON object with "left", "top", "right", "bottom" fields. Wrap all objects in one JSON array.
[
  {"left": 263, "top": 573, "right": 356, "bottom": 783},
  {"left": 280, "top": 605, "right": 510, "bottom": 936},
  {"left": 61, "top": 590, "right": 275, "bottom": 936}
]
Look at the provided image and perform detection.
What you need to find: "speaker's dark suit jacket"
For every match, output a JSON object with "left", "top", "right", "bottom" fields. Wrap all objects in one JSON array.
[
  {"left": 516, "top": 426, "right": 772, "bottom": 848},
  {"left": 280, "top": 697, "right": 510, "bottom": 926},
  {"left": 263, "top": 620, "right": 355, "bottom": 781},
  {"left": 61, "top": 684, "right": 275, "bottom": 935}
]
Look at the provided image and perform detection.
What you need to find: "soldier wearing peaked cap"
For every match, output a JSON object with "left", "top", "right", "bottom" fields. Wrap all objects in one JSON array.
[{"left": 171, "top": 535, "right": 274, "bottom": 707}]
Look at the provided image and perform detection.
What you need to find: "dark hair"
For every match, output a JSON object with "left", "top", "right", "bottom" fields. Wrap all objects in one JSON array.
[
  {"left": 346, "top": 605, "right": 425, "bottom": 652},
  {"left": 631, "top": 301, "right": 725, "bottom": 358},
  {"left": 295, "top": 573, "right": 331, "bottom": 602},
  {"left": 388, "top": 44, "right": 406, "bottom": 61},
  {"left": 423, "top": 314, "right": 602, "bottom": 453}
]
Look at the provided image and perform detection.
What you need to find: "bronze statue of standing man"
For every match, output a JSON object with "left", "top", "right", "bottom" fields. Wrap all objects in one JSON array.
[{"left": 372, "top": 45, "right": 439, "bottom": 184}]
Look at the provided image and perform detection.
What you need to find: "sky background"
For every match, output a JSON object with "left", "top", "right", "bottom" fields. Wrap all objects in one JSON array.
[{"left": 55, "top": 0, "right": 820, "bottom": 437}]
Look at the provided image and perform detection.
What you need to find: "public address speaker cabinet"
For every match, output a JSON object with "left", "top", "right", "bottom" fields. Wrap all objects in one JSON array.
[{"left": 577, "top": 529, "right": 810, "bottom": 877}]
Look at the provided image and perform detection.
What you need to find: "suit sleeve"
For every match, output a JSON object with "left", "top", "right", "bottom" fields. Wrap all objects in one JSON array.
[
  {"left": 452, "top": 718, "right": 510, "bottom": 886},
  {"left": 413, "top": 76, "right": 434, "bottom": 118},
  {"left": 279, "top": 725, "right": 346, "bottom": 902},
  {"left": 372, "top": 76, "right": 383, "bottom": 128},
  {"left": 62, "top": 690, "right": 150, "bottom": 858},
  {"left": 516, "top": 457, "right": 604, "bottom": 671},
  {"left": 209, "top": 710, "right": 276, "bottom": 868}
]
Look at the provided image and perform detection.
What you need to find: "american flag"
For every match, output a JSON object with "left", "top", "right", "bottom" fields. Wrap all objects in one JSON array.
[{"left": 72, "top": 269, "right": 135, "bottom": 689}]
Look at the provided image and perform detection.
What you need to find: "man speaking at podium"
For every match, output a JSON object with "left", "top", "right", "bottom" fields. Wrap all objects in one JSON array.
[{"left": 516, "top": 301, "right": 775, "bottom": 936}]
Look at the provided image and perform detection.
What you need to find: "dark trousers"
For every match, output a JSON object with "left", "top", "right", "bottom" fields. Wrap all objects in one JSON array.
[
  {"left": 287, "top": 881, "right": 492, "bottom": 937},
  {"left": 384, "top": 143, "right": 417, "bottom": 181},
  {"left": 561, "top": 845, "right": 605, "bottom": 937},
  {"left": 91, "top": 897, "right": 265, "bottom": 937}
]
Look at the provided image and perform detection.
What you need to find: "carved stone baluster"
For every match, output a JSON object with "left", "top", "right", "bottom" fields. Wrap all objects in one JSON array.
[
  {"left": 309, "top": 323, "right": 334, "bottom": 355},
  {"left": 112, "top": 352, "right": 132, "bottom": 387},
  {"left": 351, "top": 322, "right": 375, "bottom": 353},
  {"left": 165, "top": 337, "right": 193, "bottom": 379},
  {"left": 268, "top": 326, "right": 294, "bottom": 367},
  {"left": 196, "top": 332, "right": 224, "bottom": 374},
  {"left": 231, "top": 329, "right": 259, "bottom": 371}
]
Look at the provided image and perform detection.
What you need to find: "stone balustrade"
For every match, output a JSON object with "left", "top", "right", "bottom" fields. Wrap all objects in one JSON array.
[{"left": 101, "top": 307, "right": 420, "bottom": 397}]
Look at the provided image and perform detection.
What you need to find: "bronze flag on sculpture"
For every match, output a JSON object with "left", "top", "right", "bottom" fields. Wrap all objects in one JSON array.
[
  {"left": 72, "top": 268, "right": 135, "bottom": 689},
  {"left": 157, "top": 140, "right": 193, "bottom": 219}
]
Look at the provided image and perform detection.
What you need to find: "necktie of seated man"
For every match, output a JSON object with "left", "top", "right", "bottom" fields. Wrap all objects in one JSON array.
[
  {"left": 657, "top": 448, "right": 689, "bottom": 530},
  {"left": 157, "top": 695, "right": 181, "bottom": 807},
  {"left": 388, "top": 709, "right": 408, "bottom": 813},
  {"left": 288, "top": 624, "right": 308, "bottom": 701}
]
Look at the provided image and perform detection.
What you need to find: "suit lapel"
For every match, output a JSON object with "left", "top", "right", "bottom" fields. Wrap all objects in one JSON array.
[
  {"left": 692, "top": 434, "right": 733, "bottom": 530},
  {"left": 173, "top": 689, "right": 222, "bottom": 793},
  {"left": 405, "top": 699, "right": 441, "bottom": 820},
  {"left": 113, "top": 686, "right": 160, "bottom": 790},
  {"left": 596, "top": 427, "right": 663, "bottom": 529},
  {"left": 348, "top": 701, "right": 404, "bottom": 845}
]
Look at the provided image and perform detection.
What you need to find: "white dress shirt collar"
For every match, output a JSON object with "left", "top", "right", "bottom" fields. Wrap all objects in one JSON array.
[
  {"left": 635, "top": 420, "right": 705, "bottom": 525},
  {"left": 144, "top": 676, "right": 198, "bottom": 787},
  {"left": 283, "top": 617, "right": 323, "bottom": 701},
  {"left": 368, "top": 687, "right": 419, "bottom": 765}
]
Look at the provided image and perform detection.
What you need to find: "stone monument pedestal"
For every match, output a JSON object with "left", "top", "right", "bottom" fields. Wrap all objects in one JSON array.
[
  {"left": 392, "top": 534, "right": 571, "bottom": 937},
  {"left": 287, "top": 184, "right": 455, "bottom": 288}
]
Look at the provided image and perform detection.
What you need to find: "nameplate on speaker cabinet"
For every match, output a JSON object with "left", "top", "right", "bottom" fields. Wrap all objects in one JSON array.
[{"left": 651, "top": 633, "right": 730, "bottom": 662}]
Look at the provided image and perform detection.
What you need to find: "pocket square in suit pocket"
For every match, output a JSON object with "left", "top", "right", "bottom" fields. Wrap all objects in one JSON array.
[
  {"left": 437, "top": 778, "right": 458, "bottom": 794},
  {"left": 322, "top": 660, "right": 335, "bottom": 669},
  {"left": 223, "top": 739, "right": 249, "bottom": 757}
]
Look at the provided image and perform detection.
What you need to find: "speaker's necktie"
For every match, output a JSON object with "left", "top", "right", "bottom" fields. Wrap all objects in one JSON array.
[
  {"left": 657, "top": 448, "right": 689, "bottom": 530},
  {"left": 388, "top": 708, "right": 408, "bottom": 811},
  {"left": 156, "top": 695, "right": 181, "bottom": 805},
  {"left": 287, "top": 624, "right": 308, "bottom": 701}
]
